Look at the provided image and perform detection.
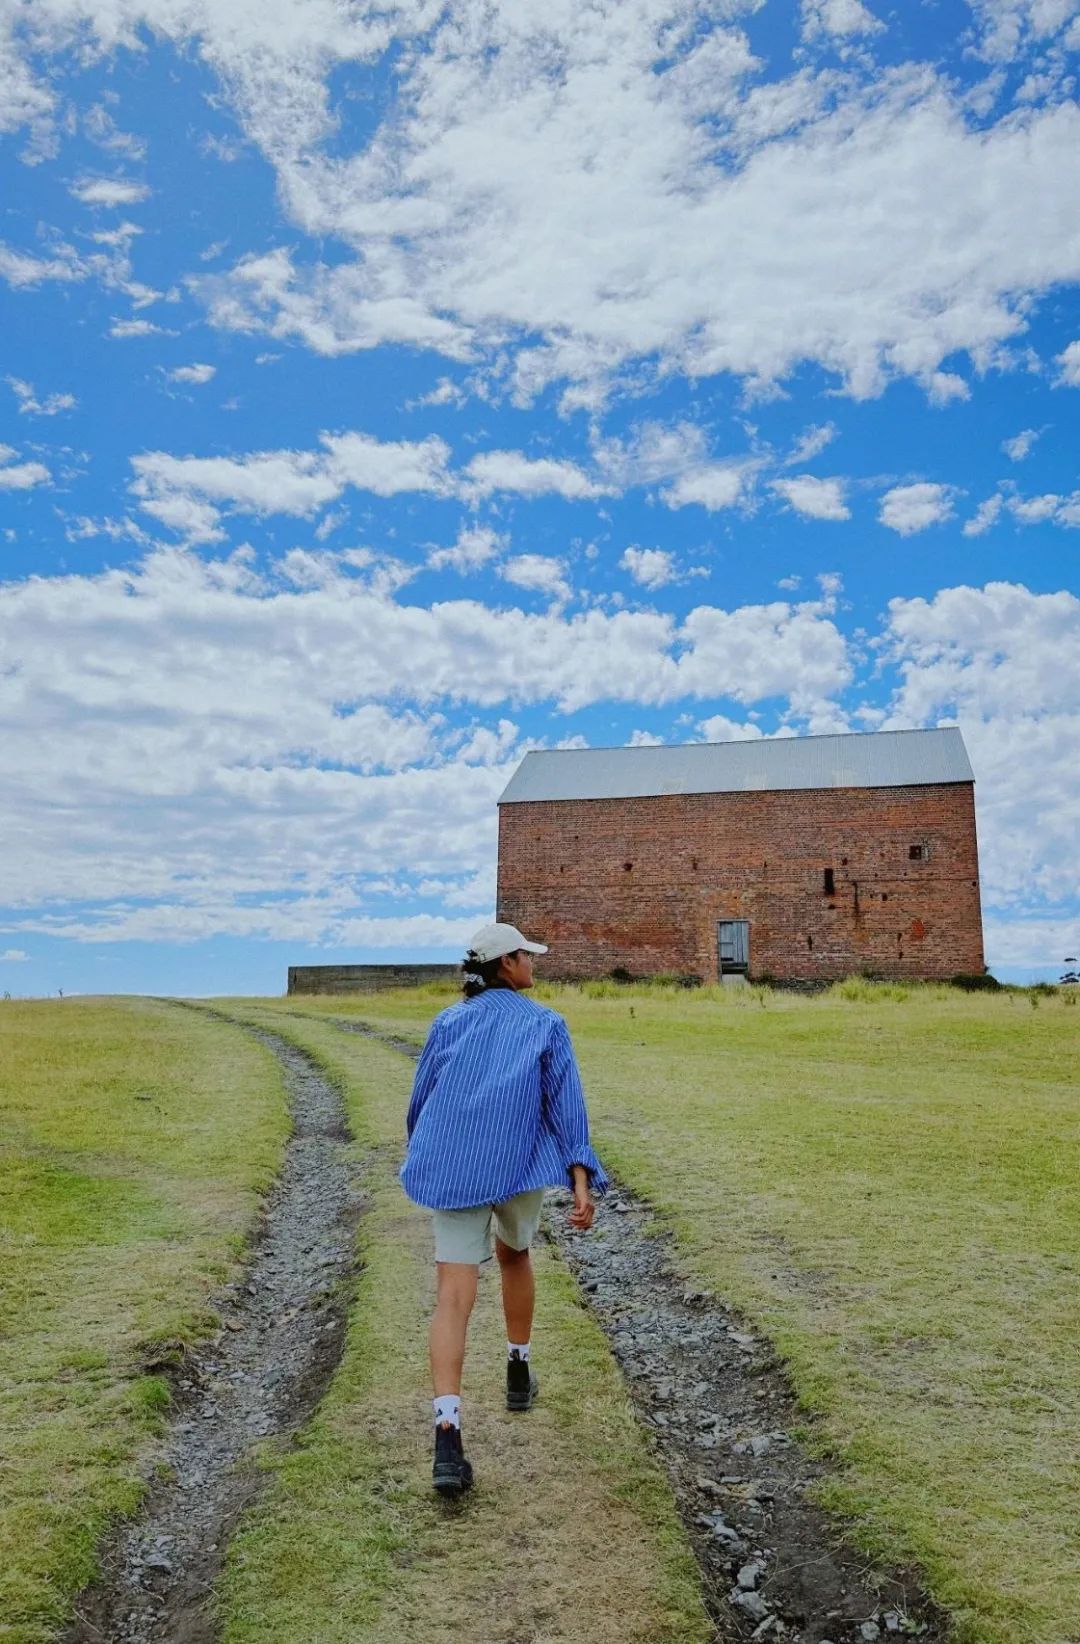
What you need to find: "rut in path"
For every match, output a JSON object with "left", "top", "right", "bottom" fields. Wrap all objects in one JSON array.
[
  {"left": 66, "top": 1013, "right": 368, "bottom": 1644},
  {"left": 333, "top": 1013, "right": 949, "bottom": 1644}
]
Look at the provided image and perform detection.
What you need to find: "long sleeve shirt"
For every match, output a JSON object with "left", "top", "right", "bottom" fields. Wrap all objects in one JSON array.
[{"left": 399, "top": 986, "right": 609, "bottom": 1211}]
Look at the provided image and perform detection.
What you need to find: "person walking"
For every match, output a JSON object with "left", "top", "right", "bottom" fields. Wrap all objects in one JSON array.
[{"left": 400, "top": 922, "right": 608, "bottom": 1496}]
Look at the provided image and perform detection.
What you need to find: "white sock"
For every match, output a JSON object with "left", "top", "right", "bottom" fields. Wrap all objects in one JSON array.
[
  {"left": 433, "top": 1394, "right": 461, "bottom": 1429},
  {"left": 507, "top": 1340, "right": 531, "bottom": 1362}
]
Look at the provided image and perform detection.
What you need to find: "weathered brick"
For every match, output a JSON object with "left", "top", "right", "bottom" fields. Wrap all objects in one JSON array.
[{"left": 496, "top": 782, "right": 984, "bottom": 982}]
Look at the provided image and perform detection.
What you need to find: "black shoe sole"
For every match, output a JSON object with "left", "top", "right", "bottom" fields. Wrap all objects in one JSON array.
[
  {"left": 506, "top": 1373, "right": 539, "bottom": 1412},
  {"left": 433, "top": 1462, "right": 473, "bottom": 1497}
]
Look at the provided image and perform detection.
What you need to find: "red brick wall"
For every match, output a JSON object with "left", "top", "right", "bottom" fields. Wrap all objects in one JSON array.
[{"left": 496, "top": 782, "right": 984, "bottom": 982}]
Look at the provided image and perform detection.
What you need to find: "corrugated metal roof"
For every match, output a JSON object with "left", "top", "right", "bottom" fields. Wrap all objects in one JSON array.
[{"left": 498, "top": 728, "right": 974, "bottom": 804}]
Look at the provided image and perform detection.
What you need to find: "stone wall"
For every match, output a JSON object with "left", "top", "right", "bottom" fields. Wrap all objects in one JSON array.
[
  {"left": 287, "top": 964, "right": 460, "bottom": 995},
  {"left": 496, "top": 782, "right": 984, "bottom": 983}
]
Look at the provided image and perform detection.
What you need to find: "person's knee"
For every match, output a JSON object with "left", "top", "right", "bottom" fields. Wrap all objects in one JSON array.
[
  {"left": 495, "top": 1237, "right": 530, "bottom": 1266},
  {"left": 435, "top": 1262, "right": 478, "bottom": 1311}
]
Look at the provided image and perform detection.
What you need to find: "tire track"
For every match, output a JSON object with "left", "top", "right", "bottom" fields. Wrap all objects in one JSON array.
[
  {"left": 65, "top": 1008, "right": 369, "bottom": 1644},
  {"left": 330, "top": 1013, "right": 949, "bottom": 1644}
]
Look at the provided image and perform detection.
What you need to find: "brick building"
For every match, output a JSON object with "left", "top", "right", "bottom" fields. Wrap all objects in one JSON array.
[{"left": 496, "top": 728, "right": 984, "bottom": 984}]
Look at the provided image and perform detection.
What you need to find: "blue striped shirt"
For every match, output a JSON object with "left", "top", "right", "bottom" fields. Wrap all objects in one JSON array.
[{"left": 399, "top": 987, "right": 609, "bottom": 1211}]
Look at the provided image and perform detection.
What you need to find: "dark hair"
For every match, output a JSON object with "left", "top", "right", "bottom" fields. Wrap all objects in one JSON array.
[{"left": 462, "top": 948, "right": 520, "bottom": 999}]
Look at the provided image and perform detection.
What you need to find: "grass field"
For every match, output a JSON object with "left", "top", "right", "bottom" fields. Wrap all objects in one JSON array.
[
  {"left": 0, "top": 998, "right": 289, "bottom": 1644},
  {"left": 274, "top": 980, "right": 1080, "bottom": 1644}
]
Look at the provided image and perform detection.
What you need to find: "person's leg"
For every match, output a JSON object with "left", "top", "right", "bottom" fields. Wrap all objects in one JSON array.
[
  {"left": 493, "top": 1190, "right": 545, "bottom": 1412},
  {"left": 494, "top": 1235, "right": 535, "bottom": 1345},
  {"left": 429, "top": 1260, "right": 479, "bottom": 1397}
]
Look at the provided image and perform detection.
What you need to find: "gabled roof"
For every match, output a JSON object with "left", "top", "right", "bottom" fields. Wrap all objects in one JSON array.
[{"left": 498, "top": 727, "right": 974, "bottom": 804}]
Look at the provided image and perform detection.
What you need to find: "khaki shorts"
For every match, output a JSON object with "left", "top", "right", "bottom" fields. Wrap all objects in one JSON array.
[{"left": 432, "top": 1188, "right": 546, "bottom": 1265}]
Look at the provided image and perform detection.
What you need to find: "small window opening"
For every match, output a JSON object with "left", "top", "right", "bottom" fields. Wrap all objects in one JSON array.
[
  {"left": 691, "top": 856, "right": 698, "bottom": 871},
  {"left": 841, "top": 857, "right": 848, "bottom": 866},
  {"left": 807, "top": 934, "right": 813, "bottom": 951},
  {"left": 909, "top": 844, "right": 924, "bottom": 861},
  {"left": 623, "top": 861, "right": 633, "bottom": 872},
  {"left": 823, "top": 867, "right": 835, "bottom": 895},
  {"left": 882, "top": 892, "right": 889, "bottom": 902}
]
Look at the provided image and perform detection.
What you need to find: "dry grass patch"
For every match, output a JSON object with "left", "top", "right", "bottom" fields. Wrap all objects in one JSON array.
[
  {"left": 320, "top": 981, "right": 1080, "bottom": 1644},
  {"left": 0, "top": 998, "right": 288, "bottom": 1643},
  {"left": 213, "top": 1005, "right": 710, "bottom": 1644}
]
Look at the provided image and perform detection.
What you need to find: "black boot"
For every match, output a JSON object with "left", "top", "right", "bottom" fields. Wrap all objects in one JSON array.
[
  {"left": 506, "top": 1351, "right": 539, "bottom": 1411},
  {"left": 433, "top": 1422, "right": 474, "bottom": 1496}
]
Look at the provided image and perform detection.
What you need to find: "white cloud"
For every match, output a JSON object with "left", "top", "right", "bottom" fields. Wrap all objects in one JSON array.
[
  {"left": 1009, "top": 491, "right": 1062, "bottom": 523},
  {"left": 6, "top": 376, "right": 75, "bottom": 415},
  {"left": 9, "top": 6, "right": 1080, "bottom": 405},
  {"left": 620, "top": 547, "right": 676, "bottom": 589},
  {"left": 927, "top": 370, "right": 971, "bottom": 405},
  {"left": 498, "top": 554, "right": 571, "bottom": 602},
  {"left": 0, "top": 949, "right": 29, "bottom": 962},
  {"left": 0, "top": 242, "right": 83, "bottom": 289},
  {"left": 414, "top": 376, "right": 468, "bottom": 409},
  {"left": 879, "top": 482, "right": 954, "bottom": 535},
  {"left": 967, "top": 0, "right": 1078, "bottom": 61},
  {"left": 463, "top": 451, "right": 608, "bottom": 500},
  {"left": 881, "top": 581, "right": 1080, "bottom": 909},
  {"left": 772, "top": 474, "right": 850, "bottom": 520},
  {"left": 129, "top": 431, "right": 455, "bottom": 539},
  {"left": 661, "top": 465, "right": 746, "bottom": 512},
  {"left": 0, "top": 446, "right": 50, "bottom": 490},
  {"left": 964, "top": 493, "right": 1005, "bottom": 536},
  {"left": 783, "top": 423, "right": 838, "bottom": 466},
  {"left": 69, "top": 176, "right": 149, "bottom": 208},
  {"left": 696, "top": 714, "right": 769, "bottom": 742},
  {"left": 802, "top": 0, "right": 885, "bottom": 38},
  {"left": 193, "top": 246, "right": 472, "bottom": 359},
  {"left": 1002, "top": 427, "right": 1040, "bottom": 460},
  {"left": 83, "top": 103, "right": 146, "bottom": 161},
  {"left": 428, "top": 524, "right": 505, "bottom": 574},
  {"left": 109, "top": 318, "right": 174, "bottom": 338},
  {"left": 9, "top": 543, "right": 1075, "bottom": 948},
  {"left": 1056, "top": 340, "right": 1080, "bottom": 385},
  {"left": 166, "top": 363, "right": 216, "bottom": 385}
]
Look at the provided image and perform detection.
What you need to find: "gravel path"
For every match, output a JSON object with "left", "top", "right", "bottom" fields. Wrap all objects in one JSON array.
[
  {"left": 340, "top": 1014, "right": 950, "bottom": 1644},
  {"left": 65, "top": 1015, "right": 368, "bottom": 1644}
]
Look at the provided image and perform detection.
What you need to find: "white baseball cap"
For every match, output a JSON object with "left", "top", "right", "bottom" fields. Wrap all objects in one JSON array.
[{"left": 468, "top": 922, "right": 548, "bottom": 962}]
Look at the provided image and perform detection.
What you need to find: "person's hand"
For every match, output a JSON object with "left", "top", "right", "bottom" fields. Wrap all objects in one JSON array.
[{"left": 567, "top": 1185, "right": 596, "bottom": 1230}]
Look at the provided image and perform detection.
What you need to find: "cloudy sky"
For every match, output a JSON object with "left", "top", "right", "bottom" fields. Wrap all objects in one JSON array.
[{"left": 2, "top": 0, "right": 1078, "bottom": 995}]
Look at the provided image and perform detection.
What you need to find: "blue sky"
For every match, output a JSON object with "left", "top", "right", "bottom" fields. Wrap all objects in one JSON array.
[{"left": 1, "top": 0, "right": 1078, "bottom": 996}]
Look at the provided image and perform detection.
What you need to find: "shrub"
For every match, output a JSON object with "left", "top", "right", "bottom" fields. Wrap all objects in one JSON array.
[
  {"left": 950, "top": 972, "right": 1002, "bottom": 992},
  {"left": 832, "top": 976, "right": 913, "bottom": 1003}
]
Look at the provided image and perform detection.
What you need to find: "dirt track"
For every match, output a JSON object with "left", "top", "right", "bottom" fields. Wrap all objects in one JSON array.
[
  {"left": 65, "top": 1018, "right": 367, "bottom": 1644},
  {"left": 340, "top": 1014, "right": 949, "bottom": 1644}
]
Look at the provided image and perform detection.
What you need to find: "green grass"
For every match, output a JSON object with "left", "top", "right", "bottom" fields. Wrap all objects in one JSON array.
[
  {"left": 284, "top": 979, "right": 1080, "bottom": 1644},
  {"left": 0, "top": 998, "right": 289, "bottom": 1643},
  {"left": 209, "top": 1004, "right": 711, "bottom": 1644}
]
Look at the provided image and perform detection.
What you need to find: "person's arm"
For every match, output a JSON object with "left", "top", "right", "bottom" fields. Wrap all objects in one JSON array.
[
  {"left": 405, "top": 1021, "right": 441, "bottom": 1140},
  {"left": 541, "top": 1016, "right": 609, "bottom": 1227}
]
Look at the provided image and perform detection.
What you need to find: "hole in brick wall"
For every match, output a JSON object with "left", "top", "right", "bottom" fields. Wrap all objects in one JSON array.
[
  {"left": 909, "top": 843, "right": 924, "bottom": 860},
  {"left": 691, "top": 856, "right": 698, "bottom": 871},
  {"left": 623, "top": 862, "right": 633, "bottom": 872},
  {"left": 882, "top": 893, "right": 889, "bottom": 902},
  {"left": 823, "top": 868, "right": 835, "bottom": 895},
  {"left": 807, "top": 934, "right": 813, "bottom": 951},
  {"left": 841, "top": 857, "right": 848, "bottom": 866},
  {"left": 559, "top": 865, "right": 565, "bottom": 873}
]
